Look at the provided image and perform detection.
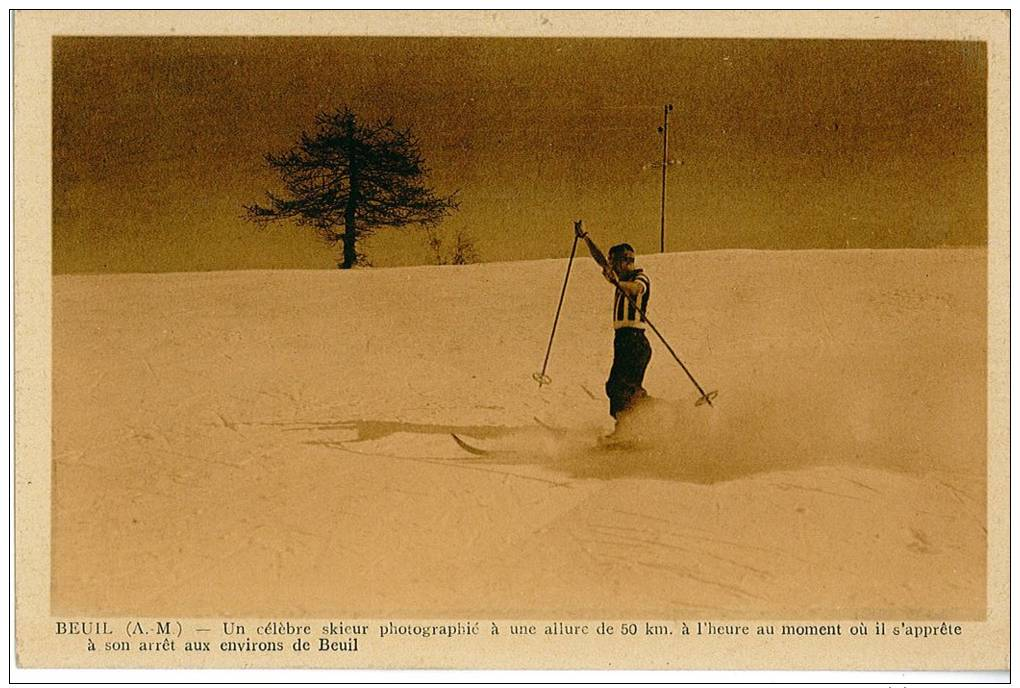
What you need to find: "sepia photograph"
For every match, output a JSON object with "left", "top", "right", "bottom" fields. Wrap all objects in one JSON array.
[{"left": 13, "top": 10, "right": 1010, "bottom": 673}]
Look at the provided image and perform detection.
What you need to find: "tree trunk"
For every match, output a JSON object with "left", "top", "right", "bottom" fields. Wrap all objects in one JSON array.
[
  {"left": 340, "top": 123, "right": 360, "bottom": 269},
  {"left": 340, "top": 171, "right": 359, "bottom": 269},
  {"left": 341, "top": 214, "right": 357, "bottom": 269}
]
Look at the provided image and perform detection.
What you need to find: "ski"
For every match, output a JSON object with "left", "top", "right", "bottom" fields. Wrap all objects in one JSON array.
[
  {"left": 450, "top": 433, "right": 491, "bottom": 456},
  {"left": 532, "top": 416, "right": 570, "bottom": 436},
  {"left": 453, "top": 423, "right": 643, "bottom": 457}
]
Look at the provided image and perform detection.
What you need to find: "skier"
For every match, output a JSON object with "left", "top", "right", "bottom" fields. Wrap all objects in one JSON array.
[{"left": 575, "top": 222, "right": 652, "bottom": 438}]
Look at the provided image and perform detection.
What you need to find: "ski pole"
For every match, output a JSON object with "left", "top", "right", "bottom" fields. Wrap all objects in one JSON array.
[
  {"left": 582, "top": 233, "right": 717, "bottom": 407},
  {"left": 615, "top": 283, "right": 718, "bottom": 406},
  {"left": 533, "top": 226, "right": 581, "bottom": 387}
]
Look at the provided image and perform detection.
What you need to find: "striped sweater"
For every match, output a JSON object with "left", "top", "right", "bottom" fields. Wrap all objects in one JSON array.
[{"left": 613, "top": 271, "right": 650, "bottom": 330}]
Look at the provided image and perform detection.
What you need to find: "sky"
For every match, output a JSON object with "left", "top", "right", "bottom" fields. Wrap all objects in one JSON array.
[{"left": 52, "top": 36, "right": 987, "bottom": 273}]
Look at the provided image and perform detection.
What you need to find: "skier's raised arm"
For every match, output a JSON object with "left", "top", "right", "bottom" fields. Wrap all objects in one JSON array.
[
  {"left": 574, "top": 221, "right": 645, "bottom": 298},
  {"left": 575, "top": 221, "right": 616, "bottom": 284}
]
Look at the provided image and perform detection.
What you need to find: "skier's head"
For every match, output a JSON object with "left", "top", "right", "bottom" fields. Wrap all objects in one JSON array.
[{"left": 609, "top": 243, "right": 637, "bottom": 277}]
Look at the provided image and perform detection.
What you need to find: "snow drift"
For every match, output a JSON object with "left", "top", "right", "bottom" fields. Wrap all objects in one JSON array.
[{"left": 52, "top": 248, "right": 987, "bottom": 619}]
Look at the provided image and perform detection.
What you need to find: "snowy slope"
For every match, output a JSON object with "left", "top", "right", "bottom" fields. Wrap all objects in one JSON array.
[{"left": 51, "top": 248, "right": 986, "bottom": 619}]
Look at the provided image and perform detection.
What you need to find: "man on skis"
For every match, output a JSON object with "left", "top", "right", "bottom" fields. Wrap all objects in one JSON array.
[{"left": 575, "top": 222, "right": 652, "bottom": 438}]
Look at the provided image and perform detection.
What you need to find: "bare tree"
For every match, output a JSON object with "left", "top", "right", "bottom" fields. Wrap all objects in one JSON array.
[
  {"left": 422, "top": 227, "right": 480, "bottom": 266},
  {"left": 450, "top": 230, "right": 480, "bottom": 265},
  {"left": 245, "top": 107, "right": 458, "bottom": 269}
]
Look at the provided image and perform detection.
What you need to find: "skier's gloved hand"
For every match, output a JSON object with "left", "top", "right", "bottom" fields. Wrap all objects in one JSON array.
[{"left": 574, "top": 221, "right": 588, "bottom": 239}]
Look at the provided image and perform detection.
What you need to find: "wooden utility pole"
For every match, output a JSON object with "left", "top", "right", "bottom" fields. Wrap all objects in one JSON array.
[{"left": 657, "top": 103, "right": 674, "bottom": 253}]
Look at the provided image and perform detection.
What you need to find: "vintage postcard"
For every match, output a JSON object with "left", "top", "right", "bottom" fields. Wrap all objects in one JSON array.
[{"left": 12, "top": 10, "right": 1009, "bottom": 673}]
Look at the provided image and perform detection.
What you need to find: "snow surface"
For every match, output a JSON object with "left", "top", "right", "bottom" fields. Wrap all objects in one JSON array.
[{"left": 52, "top": 248, "right": 986, "bottom": 619}]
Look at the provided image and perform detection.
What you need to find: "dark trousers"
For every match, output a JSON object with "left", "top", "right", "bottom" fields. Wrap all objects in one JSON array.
[{"left": 605, "top": 327, "right": 652, "bottom": 419}]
